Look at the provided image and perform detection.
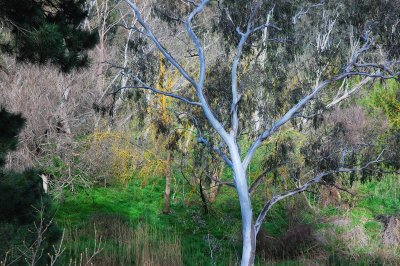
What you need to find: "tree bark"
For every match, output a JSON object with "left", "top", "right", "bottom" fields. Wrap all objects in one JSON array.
[
  {"left": 59, "top": 86, "right": 72, "bottom": 137},
  {"left": 229, "top": 144, "right": 256, "bottom": 266},
  {"left": 199, "top": 179, "right": 209, "bottom": 214},
  {"left": 208, "top": 167, "right": 221, "bottom": 203},
  {"left": 163, "top": 152, "right": 172, "bottom": 214}
]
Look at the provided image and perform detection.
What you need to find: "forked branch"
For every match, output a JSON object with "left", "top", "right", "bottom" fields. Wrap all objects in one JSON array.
[
  {"left": 254, "top": 150, "right": 385, "bottom": 234},
  {"left": 243, "top": 33, "right": 399, "bottom": 169}
]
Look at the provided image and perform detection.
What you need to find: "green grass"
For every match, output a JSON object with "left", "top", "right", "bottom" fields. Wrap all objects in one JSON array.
[
  {"left": 54, "top": 171, "right": 300, "bottom": 265},
  {"left": 313, "top": 174, "right": 400, "bottom": 264},
  {"left": 53, "top": 165, "right": 400, "bottom": 265},
  {"left": 55, "top": 176, "right": 243, "bottom": 265}
]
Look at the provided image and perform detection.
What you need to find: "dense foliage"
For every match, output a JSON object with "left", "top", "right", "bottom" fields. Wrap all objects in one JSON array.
[
  {"left": 0, "top": 109, "right": 61, "bottom": 265},
  {"left": 0, "top": 0, "right": 400, "bottom": 265},
  {"left": 0, "top": 0, "right": 98, "bottom": 71}
]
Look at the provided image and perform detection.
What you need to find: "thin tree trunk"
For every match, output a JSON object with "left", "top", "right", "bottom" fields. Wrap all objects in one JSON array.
[
  {"left": 199, "top": 179, "right": 209, "bottom": 214},
  {"left": 208, "top": 171, "right": 219, "bottom": 203},
  {"left": 163, "top": 152, "right": 172, "bottom": 214},
  {"left": 60, "top": 86, "right": 72, "bottom": 136},
  {"left": 208, "top": 164, "right": 225, "bottom": 203}
]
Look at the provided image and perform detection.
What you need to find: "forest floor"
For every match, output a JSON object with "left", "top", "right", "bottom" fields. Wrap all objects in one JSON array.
[{"left": 54, "top": 174, "right": 400, "bottom": 265}]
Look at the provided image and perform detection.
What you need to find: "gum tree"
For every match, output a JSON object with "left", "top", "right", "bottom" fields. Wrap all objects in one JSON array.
[{"left": 122, "top": 0, "right": 399, "bottom": 264}]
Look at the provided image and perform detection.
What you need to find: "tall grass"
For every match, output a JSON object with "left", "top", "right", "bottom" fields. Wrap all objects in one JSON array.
[
  {"left": 316, "top": 174, "right": 400, "bottom": 265},
  {"left": 54, "top": 160, "right": 400, "bottom": 266},
  {"left": 60, "top": 214, "right": 183, "bottom": 266}
]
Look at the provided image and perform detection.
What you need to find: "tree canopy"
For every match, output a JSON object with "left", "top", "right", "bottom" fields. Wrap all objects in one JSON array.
[{"left": 0, "top": 0, "right": 98, "bottom": 72}]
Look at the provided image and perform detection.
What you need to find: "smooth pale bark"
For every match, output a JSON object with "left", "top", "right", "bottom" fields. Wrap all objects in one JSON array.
[
  {"left": 229, "top": 143, "right": 256, "bottom": 266},
  {"left": 236, "top": 170, "right": 256, "bottom": 266}
]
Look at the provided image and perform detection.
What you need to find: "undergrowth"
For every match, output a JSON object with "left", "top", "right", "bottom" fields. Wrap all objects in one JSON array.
[{"left": 53, "top": 170, "right": 400, "bottom": 265}]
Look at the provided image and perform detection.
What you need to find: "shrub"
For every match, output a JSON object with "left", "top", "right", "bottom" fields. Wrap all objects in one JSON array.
[{"left": 0, "top": 107, "right": 61, "bottom": 264}]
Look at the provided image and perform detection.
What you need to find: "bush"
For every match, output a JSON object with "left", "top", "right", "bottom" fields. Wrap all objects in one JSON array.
[{"left": 0, "top": 107, "right": 61, "bottom": 265}]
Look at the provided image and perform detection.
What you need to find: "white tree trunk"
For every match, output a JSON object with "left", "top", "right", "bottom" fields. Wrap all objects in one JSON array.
[{"left": 229, "top": 145, "right": 256, "bottom": 266}]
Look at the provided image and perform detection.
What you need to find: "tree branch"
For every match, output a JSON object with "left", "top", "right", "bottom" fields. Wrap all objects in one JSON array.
[
  {"left": 206, "top": 173, "right": 235, "bottom": 188},
  {"left": 243, "top": 33, "right": 399, "bottom": 169},
  {"left": 182, "top": 0, "right": 199, "bottom": 7},
  {"left": 231, "top": 5, "right": 279, "bottom": 139},
  {"left": 125, "top": 0, "right": 198, "bottom": 87},
  {"left": 197, "top": 137, "right": 233, "bottom": 168},
  {"left": 103, "top": 61, "right": 202, "bottom": 106},
  {"left": 248, "top": 163, "right": 284, "bottom": 195},
  {"left": 116, "top": 85, "right": 202, "bottom": 107},
  {"left": 184, "top": 0, "right": 232, "bottom": 143},
  {"left": 292, "top": 1, "right": 325, "bottom": 25},
  {"left": 182, "top": 111, "right": 233, "bottom": 168},
  {"left": 326, "top": 77, "right": 372, "bottom": 108},
  {"left": 254, "top": 150, "right": 385, "bottom": 234},
  {"left": 321, "top": 181, "right": 356, "bottom": 196}
]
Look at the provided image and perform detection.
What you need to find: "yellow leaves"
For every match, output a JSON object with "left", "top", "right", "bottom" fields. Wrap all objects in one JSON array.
[
  {"left": 154, "top": 52, "right": 179, "bottom": 126},
  {"left": 287, "top": 75, "right": 300, "bottom": 90},
  {"left": 90, "top": 130, "right": 141, "bottom": 186},
  {"left": 137, "top": 149, "right": 169, "bottom": 186},
  {"left": 89, "top": 130, "right": 173, "bottom": 186}
]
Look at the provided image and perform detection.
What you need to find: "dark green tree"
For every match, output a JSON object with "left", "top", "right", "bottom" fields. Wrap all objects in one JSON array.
[
  {"left": 0, "top": 109, "right": 25, "bottom": 168},
  {"left": 0, "top": 0, "right": 98, "bottom": 72},
  {"left": 0, "top": 1, "right": 96, "bottom": 263},
  {"left": 0, "top": 108, "right": 61, "bottom": 265}
]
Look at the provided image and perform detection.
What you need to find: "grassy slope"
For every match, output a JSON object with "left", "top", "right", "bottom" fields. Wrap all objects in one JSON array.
[
  {"left": 55, "top": 176, "right": 243, "bottom": 265},
  {"left": 317, "top": 175, "right": 400, "bottom": 265},
  {"left": 54, "top": 172, "right": 400, "bottom": 265}
]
